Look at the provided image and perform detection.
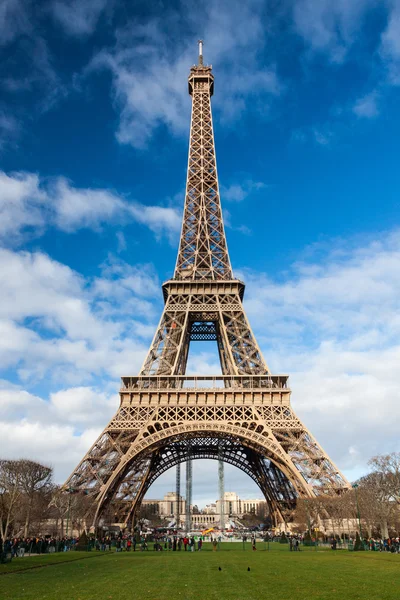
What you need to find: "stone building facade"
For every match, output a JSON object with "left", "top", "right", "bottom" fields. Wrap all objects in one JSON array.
[{"left": 142, "top": 491, "right": 266, "bottom": 529}]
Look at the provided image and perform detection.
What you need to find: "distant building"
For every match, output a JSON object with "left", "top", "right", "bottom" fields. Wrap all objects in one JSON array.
[
  {"left": 142, "top": 491, "right": 266, "bottom": 528},
  {"left": 142, "top": 492, "right": 186, "bottom": 527}
]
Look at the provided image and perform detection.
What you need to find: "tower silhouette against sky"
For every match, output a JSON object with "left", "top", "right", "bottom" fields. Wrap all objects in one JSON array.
[{"left": 64, "top": 42, "right": 350, "bottom": 529}]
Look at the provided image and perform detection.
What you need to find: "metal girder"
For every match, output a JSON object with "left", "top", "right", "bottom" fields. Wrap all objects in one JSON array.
[
  {"left": 63, "top": 42, "right": 351, "bottom": 530},
  {"left": 185, "top": 449, "right": 192, "bottom": 533},
  {"left": 175, "top": 463, "right": 181, "bottom": 527},
  {"left": 189, "top": 321, "right": 218, "bottom": 341},
  {"left": 218, "top": 451, "right": 225, "bottom": 530}
]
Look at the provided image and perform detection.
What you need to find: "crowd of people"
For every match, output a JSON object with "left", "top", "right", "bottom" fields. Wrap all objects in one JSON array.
[
  {"left": 282, "top": 533, "right": 400, "bottom": 552},
  {"left": 0, "top": 533, "right": 212, "bottom": 557},
  {"left": 99, "top": 534, "right": 211, "bottom": 552},
  {"left": 0, "top": 537, "right": 78, "bottom": 557},
  {"left": 2, "top": 532, "right": 400, "bottom": 559},
  {"left": 365, "top": 537, "right": 400, "bottom": 552},
  {"left": 151, "top": 535, "right": 204, "bottom": 551}
]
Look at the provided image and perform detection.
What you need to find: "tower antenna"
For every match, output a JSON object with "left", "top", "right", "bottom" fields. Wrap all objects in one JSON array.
[{"left": 198, "top": 39, "right": 203, "bottom": 66}]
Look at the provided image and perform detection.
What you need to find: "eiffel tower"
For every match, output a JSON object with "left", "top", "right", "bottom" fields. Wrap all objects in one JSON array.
[{"left": 64, "top": 41, "right": 350, "bottom": 529}]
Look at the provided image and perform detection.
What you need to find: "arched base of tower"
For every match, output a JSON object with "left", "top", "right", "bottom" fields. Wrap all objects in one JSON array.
[
  {"left": 84, "top": 429, "right": 309, "bottom": 531},
  {"left": 64, "top": 380, "right": 350, "bottom": 531}
]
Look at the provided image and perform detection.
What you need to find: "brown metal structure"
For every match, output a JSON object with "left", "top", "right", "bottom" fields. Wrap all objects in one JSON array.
[{"left": 64, "top": 42, "right": 350, "bottom": 528}]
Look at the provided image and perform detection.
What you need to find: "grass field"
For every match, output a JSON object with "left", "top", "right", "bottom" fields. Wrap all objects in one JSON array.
[{"left": 1, "top": 543, "right": 399, "bottom": 600}]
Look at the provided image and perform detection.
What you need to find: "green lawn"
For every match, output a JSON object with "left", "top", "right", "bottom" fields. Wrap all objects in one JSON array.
[{"left": 0, "top": 543, "right": 399, "bottom": 600}]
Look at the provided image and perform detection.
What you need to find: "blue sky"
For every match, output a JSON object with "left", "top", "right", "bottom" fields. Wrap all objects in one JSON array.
[{"left": 1, "top": 0, "right": 400, "bottom": 507}]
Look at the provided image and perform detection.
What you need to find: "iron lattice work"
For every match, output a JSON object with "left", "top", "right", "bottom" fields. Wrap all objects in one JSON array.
[
  {"left": 174, "top": 56, "right": 231, "bottom": 282},
  {"left": 64, "top": 43, "right": 350, "bottom": 529}
]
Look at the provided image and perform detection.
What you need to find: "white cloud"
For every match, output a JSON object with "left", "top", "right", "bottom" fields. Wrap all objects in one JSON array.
[
  {"left": 0, "top": 111, "right": 20, "bottom": 149},
  {"left": 292, "top": 0, "right": 376, "bottom": 63},
  {"left": 0, "top": 248, "right": 161, "bottom": 383},
  {"left": 186, "top": 350, "right": 222, "bottom": 376},
  {"left": 291, "top": 125, "right": 335, "bottom": 147},
  {"left": 223, "top": 209, "right": 252, "bottom": 236},
  {"left": 0, "top": 171, "right": 181, "bottom": 242},
  {"left": 0, "top": 0, "right": 31, "bottom": 46},
  {"left": 52, "top": 177, "right": 126, "bottom": 232},
  {"left": 380, "top": 2, "right": 400, "bottom": 84},
  {"left": 50, "top": 386, "right": 117, "bottom": 424},
  {"left": 0, "top": 420, "right": 98, "bottom": 479},
  {"left": 116, "top": 231, "right": 127, "bottom": 252},
  {"left": 221, "top": 180, "right": 266, "bottom": 203},
  {"left": 91, "top": 0, "right": 279, "bottom": 148},
  {"left": 312, "top": 126, "right": 334, "bottom": 146},
  {"left": 51, "top": 0, "right": 110, "bottom": 36},
  {"left": 0, "top": 381, "right": 117, "bottom": 427},
  {"left": 0, "top": 6, "right": 66, "bottom": 112},
  {"left": 0, "top": 172, "right": 46, "bottom": 240},
  {"left": 381, "top": 3, "right": 400, "bottom": 59},
  {"left": 95, "top": 257, "right": 159, "bottom": 298},
  {"left": 0, "top": 112, "right": 18, "bottom": 133},
  {"left": 0, "top": 248, "right": 112, "bottom": 344},
  {"left": 353, "top": 91, "right": 380, "bottom": 118},
  {"left": 291, "top": 0, "right": 400, "bottom": 95},
  {"left": 0, "top": 381, "right": 117, "bottom": 480}
]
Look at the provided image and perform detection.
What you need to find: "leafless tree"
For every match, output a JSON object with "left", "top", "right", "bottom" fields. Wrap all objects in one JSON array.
[
  {"left": 0, "top": 460, "right": 23, "bottom": 540},
  {"left": 357, "top": 473, "right": 394, "bottom": 538},
  {"left": 50, "top": 487, "right": 71, "bottom": 537},
  {"left": 368, "top": 453, "right": 400, "bottom": 503},
  {"left": 50, "top": 487, "right": 96, "bottom": 536},
  {"left": 320, "top": 496, "right": 346, "bottom": 537},
  {"left": 293, "top": 497, "right": 324, "bottom": 533},
  {"left": 136, "top": 504, "right": 164, "bottom": 528},
  {"left": 18, "top": 460, "right": 52, "bottom": 537},
  {"left": 241, "top": 512, "right": 260, "bottom": 527},
  {"left": 255, "top": 502, "right": 268, "bottom": 521}
]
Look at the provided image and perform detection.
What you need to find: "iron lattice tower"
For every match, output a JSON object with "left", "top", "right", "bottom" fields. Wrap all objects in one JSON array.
[{"left": 64, "top": 42, "right": 350, "bottom": 529}]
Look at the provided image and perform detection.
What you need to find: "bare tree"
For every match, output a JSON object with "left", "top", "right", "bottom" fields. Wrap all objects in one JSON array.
[
  {"left": 50, "top": 488, "right": 96, "bottom": 536},
  {"left": 0, "top": 460, "right": 23, "bottom": 540},
  {"left": 357, "top": 473, "right": 394, "bottom": 538},
  {"left": 368, "top": 453, "right": 400, "bottom": 503},
  {"left": 71, "top": 493, "right": 95, "bottom": 535},
  {"left": 321, "top": 496, "right": 345, "bottom": 537},
  {"left": 293, "top": 498, "right": 323, "bottom": 533},
  {"left": 18, "top": 460, "right": 52, "bottom": 537},
  {"left": 50, "top": 487, "right": 71, "bottom": 537},
  {"left": 337, "top": 490, "right": 357, "bottom": 538},
  {"left": 255, "top": 502, "right": 268, "bottom": 521},
  {"left": 241, "top": 512, "right": 260, "bottom": 527},
  {"left": 292, "top": 499, "right": 308, "bottom": 532}
]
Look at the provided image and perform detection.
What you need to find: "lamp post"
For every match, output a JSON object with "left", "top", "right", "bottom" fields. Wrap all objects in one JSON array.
[{"left": 352, "top": 484, "right": 363, "bottom": 540}]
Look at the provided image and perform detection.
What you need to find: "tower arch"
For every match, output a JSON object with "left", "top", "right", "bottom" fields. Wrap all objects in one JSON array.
[{"left": 92, "top": 423, "right": 314, "bottom": 528}]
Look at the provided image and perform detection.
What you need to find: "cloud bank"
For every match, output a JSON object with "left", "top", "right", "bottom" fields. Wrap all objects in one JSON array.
[{"left": 0, "top": 171, "right": 181, "bottom": 243}]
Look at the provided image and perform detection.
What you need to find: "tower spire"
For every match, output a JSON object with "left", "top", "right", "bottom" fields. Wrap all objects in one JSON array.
[
  {"left": 198, "top": 39, "right": 203, "bottom": 66},
  {"left": 174, "top": 43, "right": 231, "bottom": 281}
]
